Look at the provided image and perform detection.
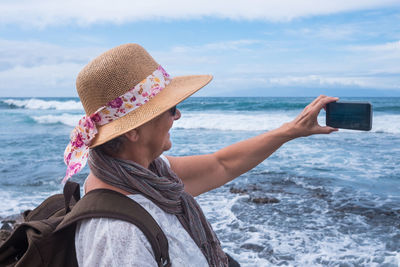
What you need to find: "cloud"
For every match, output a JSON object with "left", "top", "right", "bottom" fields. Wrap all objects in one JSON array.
[
  {"left": 153, "top": 40, "right": 400, "bottom": 93},
  {"left": 0, "top": 39, "right": 107, "bottom": 96},
  {"left": 171, "top": 40, "right": 263, "bottom": 53},
  {"left": 1, "top": 37, "right": 399, "bottom": 97},
  {"left": 208, "top": 73, "right": 400, "bottom": 93},
  {"left": 0, "top": 40, "right": 104, "bottom": 69},
  {"left": 344, "top": 41, "right": 400, "bottom": 71},
  {"left": 286, "top": 25, "right": 360, "bottom": 41},
  {"left": 268, "top": 75, "right": 368, "bottom": 87},
  {"left": 0, "top": 63, "right": 82, "bottom": 97},
  {"left": 269, "top": 74, "right": 400, "bottom": 89},
  {"left": 347, "top": 40, "right": 400, "bottom": 52},
  {"left": 1, "top": 0, "right": 399, "bottom": 27}
]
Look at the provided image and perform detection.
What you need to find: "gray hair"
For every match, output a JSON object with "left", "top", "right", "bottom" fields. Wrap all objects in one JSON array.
[{"left": 93, "top": 135, "right": 127, "bottom": 156}]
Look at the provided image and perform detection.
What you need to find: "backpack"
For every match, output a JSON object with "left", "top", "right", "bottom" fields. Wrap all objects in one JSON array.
[{"left": 0, "top": 181, "right": 171, "bottom": 267}]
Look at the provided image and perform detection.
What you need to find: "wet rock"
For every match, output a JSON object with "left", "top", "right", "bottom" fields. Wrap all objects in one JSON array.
[
  {"left": 250, "top": 197, "right": 280, "bottom": 204},
  {"left": 314, "top": 192, "right": 328, "bottom": 199},
  {"left": 3, "top": 213, "right": 23, "bottom": 221},
  {"left": 247, "top": 184, "right": 262, "bottom": 192},
  {"left": 258, "top": 244, "right": 274, "bottom": 257},
  {"left": 240, "top": 243, "right": 264, "bottom": 252},
  {"left": 276, "top": 254, "right": 295, "bottom": 262},
  {"left": 230, "top": 187, "right": 248, "bottom": 194},
  {"left": 0, "top": 214, "right": 24, "bottom": 246},
  {"left": 385, "top": 234, "right": 400, "bottom": 251},
  {"left": 372, "top": 256, "right": 385, "bottom": 264},
  {"left": 247, "top": 226, "right": 258, "bottom": 232},
  {"left": 230, "top": 184, "right": 262, "bottom": 195},
  {"left": 0, "top": 230, "right": 11, "bottom": 246},
  {"left": 1, "top": 222, "right": 12, "bottom": 231},
  {"left": 1, "top": 214, "right": 24, "bottom": 231},
  {"left": 1, "top": 220, "right": 16, "bottom": 225}
]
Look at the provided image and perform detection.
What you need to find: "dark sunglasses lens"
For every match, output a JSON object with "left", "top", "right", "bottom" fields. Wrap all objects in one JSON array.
[{"left": 169, "top": 106, "right": 177, "bottom": 116}]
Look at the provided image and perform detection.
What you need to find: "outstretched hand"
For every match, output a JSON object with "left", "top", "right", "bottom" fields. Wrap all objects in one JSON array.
[
  {"left": 284, "top": 95, "right": 339, "bottom": 139},
  {"left": 168, "top": 95, "right": 339, "bottom": 196}
]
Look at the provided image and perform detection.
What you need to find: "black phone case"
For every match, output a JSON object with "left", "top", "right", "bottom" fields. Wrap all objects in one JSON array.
[{"left": 326, "top": 101, "right": 372, "bottom": 131}]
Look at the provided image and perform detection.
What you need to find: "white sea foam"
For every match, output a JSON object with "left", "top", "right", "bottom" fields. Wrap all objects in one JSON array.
[
  {"left": 175, "top": 112, "right": 400, "bottom": 134},
  {"left": 30, "top": 110, "right": 400, "bottom": 135},
  {"left": 196, "top": 188, "right": 271, "bottom": 266},
  {"left": 174, "top": 112, "right": 295, "bottom": 132},
  {"left": 32, "top": 113, "right": 83, "bottom": 127},
  {"left": 197, "top": 184, "right": 400, "bottom": 266},
  {"left": 371, "top": 114, "right": 400, "bottom": 134},
  {"left": 0, "top": 187, "right": 61, "bottom": 218},
  {"left": 3, "top": 98, "right": 83, "bottom": 110}
]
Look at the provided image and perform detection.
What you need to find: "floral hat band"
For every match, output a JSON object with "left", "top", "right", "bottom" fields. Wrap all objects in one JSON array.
[{"left": 63, "top": 65, "right": 171, "bottom": 183}]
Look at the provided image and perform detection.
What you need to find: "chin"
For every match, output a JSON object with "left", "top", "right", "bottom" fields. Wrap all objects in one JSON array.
[
  {"left": 165, "top": 144, "right": 172, "bottom": 151},
  {"left": 163, "top": 140, "right": 172, "bottom": 152}
]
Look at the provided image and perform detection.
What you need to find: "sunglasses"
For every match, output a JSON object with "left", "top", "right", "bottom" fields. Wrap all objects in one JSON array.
[{"left": 169, "top": 106, "right": 177, "bottom": 116}]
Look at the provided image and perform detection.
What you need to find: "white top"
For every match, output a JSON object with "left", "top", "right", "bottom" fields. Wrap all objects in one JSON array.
[{"left": 75, "top": 156, "right": 209, "bottom": 267}]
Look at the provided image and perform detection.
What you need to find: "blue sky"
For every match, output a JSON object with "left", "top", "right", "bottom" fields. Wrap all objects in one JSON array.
[{"left": 0, "top": 0, "right": 400, "bottom": 97}]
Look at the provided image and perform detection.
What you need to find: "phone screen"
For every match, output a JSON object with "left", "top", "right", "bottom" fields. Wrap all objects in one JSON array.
[{"left": 326, "top": 102, "right": 372, "bottom": 131}]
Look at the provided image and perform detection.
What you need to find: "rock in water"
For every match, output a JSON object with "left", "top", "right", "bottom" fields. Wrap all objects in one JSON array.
[
  {"left": 240, "top": 243, "right": 265, "bottom": 252},
  {"left": 250, "top": 197, "right": 280, "bottom": 204},
  {"left": 0, "top": 230, "right": 11, "bottom": 246},
  {"left": 0, "top": 213, "right": 24, "bottom": 246},
  {"left": 230, "top": 187, "right": 248, "bottom": 194},
  {"left": 0, "top": 222, "right": 12, "bottom": 231}
]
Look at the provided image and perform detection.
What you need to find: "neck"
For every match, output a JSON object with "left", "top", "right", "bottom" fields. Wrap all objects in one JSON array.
[
  {"left": 117, "top": 143, "right": 159, "bottom": 169},
  {"left": 85, "top": 173, "right": 131, "bottom": 195},
  {"left": 85, "top": 144, "right": 159, "bottom": 194}
]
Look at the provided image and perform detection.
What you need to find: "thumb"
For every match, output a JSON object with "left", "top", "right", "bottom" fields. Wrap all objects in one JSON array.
[{"left": 318, "top": 126, "right": 339, "bottom": 134}]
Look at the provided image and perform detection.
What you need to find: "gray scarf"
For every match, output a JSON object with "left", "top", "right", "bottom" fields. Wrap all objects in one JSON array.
[{"left": 88, "top": 149, "right": 228, "bottom": 267}]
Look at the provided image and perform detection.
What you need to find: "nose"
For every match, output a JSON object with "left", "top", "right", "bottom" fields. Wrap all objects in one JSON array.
[{"left": 174, "top": 108, "right": 181, "bottom": 120}]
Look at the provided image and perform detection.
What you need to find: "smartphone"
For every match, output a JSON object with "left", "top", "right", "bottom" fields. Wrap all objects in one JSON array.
[{"left": 326, "top": 101, "right": 372, "bottom": 131}]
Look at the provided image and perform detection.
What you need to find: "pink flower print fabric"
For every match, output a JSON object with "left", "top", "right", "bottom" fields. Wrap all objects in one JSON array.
[
  {"left": 96, "top": 65, "right": 171, "bottom": 124},
  {"left": 63, "top": 65, "right": 171, "bottom": 183},
  {"left": 107, "top": 97, "right": 123, "bottom": 108},
  {"left": 63, "top": 115, "right": 98, "bottom": 183}
]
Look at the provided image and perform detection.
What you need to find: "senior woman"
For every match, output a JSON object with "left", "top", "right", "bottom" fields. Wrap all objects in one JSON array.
[{"left": 64, "top": 44, "right": 338, "bottom": 267}]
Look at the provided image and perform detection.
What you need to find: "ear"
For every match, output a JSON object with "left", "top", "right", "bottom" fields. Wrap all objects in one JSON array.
[{"left": 124, "top": 129, "right": 139, "bottom": 142}]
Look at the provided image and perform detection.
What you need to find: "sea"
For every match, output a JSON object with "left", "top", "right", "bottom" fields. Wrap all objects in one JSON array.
[{"left": 0, "top": 97, "right": 399, "bottom": 266}]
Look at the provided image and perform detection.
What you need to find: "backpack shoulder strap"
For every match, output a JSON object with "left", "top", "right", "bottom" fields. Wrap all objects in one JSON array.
[{"left": 55, "top": 188, "right": 171, "bottom": 267}]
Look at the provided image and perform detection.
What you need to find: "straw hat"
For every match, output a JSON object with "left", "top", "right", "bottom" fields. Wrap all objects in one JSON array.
[{"left": 76, "top": 43, "right": 212, "bottom": 148}]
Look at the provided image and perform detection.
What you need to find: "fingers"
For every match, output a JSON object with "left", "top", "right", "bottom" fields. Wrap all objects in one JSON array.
[
  {"left": 320, "top": 98, "right": 338, "bottom": 114},
  {"left": 306, "top": 95, "right": 339, "bottom": 116},
  {"left": 309, "top": 95, "right": 326, "bottom": 108},
  {"left": 291, "top": 95, "right": 339, "bottom": 137},
  {"left": 316, "top": 95, "right": 339, "bottom": 110}
]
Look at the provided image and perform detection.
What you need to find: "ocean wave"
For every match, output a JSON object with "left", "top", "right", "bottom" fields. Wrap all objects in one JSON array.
[
  {"left": 178, "top": 98, "right": 309, "bottom": 111},
  {"left": 197, "top": 181, "right": 400, "bottom": 266},
  {"left": 32, "top": 114, "right": 83, "bottom": 127},
  {"left": 30, "top": 111, "right": 295, "bottom": 130},
  {"left": 174, "top": 112, "right": 400, "bottom": 134},
  {"left": 371, "top": 114, "right": 400, "bottom": 134},
  {"left": 173, "top": 112, "right": 294, "bottom": 131},
  {"left": 2, "top": 98, "right": 83, "bottom": 110},
  {"left": 30, "top": 111, "right": 400, "bottom": 134},
  {"left": 0, "top": 187, "right": 61, "bottom": 218},
  {"left": 2, "top": 98, "right": 399, "bottom": 115},
  {"left": 375, "top": 105, "right": 400, "bottom": 113}
]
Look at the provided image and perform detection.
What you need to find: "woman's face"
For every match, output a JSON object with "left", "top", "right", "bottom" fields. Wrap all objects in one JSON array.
[{"left": 137, "top": 107, "right": 181, "bottom": 157}]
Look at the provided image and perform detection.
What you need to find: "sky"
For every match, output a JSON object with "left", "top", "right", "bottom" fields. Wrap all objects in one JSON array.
[{"left": 0, "top": 0, "right": 400, "bottom": 97}]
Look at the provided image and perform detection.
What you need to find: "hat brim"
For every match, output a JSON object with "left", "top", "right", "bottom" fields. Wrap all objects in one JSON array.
[{"left": 89, "top": 74, "right": 213, "bottom": 148}]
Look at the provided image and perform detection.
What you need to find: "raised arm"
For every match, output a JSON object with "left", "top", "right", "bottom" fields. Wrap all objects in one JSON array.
[{"left": 167, "top": 95, "right": 339, "bottom": 197}]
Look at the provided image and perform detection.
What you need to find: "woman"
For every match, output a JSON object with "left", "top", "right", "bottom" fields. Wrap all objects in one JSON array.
[{"left": 64, "top": 43, "right": 338, "bottom": 266}]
